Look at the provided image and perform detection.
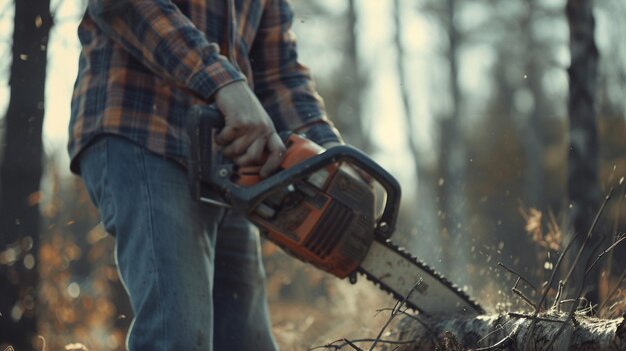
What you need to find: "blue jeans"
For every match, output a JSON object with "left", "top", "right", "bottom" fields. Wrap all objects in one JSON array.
[{"left": 79, "top": 136, "right": 278, "bottom": 351}]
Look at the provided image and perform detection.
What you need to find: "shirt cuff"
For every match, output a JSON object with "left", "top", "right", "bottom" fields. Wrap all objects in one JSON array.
[
  {"left": 299, "top": 122, "right": 343, "bottom": 146},
  {"left": 188, "top": 55, "right": 247, "bottom": 100}
]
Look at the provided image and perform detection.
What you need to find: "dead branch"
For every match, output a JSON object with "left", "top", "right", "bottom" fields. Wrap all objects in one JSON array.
[
  {"left": 312, "top": 279, "right": 424, "bottom": 351},
  {"left": 369, "top": 279, "right": 423, "bottom": 351},
  {"left": 523, "top": 189, "right": 613, "bottom": 350},
  {"left": 310, "top": 338, "right": 416, "bottom": 351},
  {"left": 544, "top": 239, "right": 605, "bottom": 350},
  {"left": 561, "top": 190, "right": 613, "bottom": 290},
  {"left": 473, "top": 330, "right": 516, "bottom": 351},
  {"left": 586, "top": 233, "right": 626, "bottom": 275},
  {"left": 497, "top": 262, "right": 538, "bottom": 292}
]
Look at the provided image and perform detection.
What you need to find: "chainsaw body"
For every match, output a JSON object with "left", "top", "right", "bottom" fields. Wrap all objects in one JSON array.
[{"left": 187, "top": 105, "right": 401, "bottom": 278}]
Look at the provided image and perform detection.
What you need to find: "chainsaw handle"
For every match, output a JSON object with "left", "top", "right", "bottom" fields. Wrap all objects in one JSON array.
[
  {"left": 187, "top": 104, "right": 224, "bottom": 199},
  {"left": 187, "top": 104, "right": 401, "bottom": 239},
  {"left": 317, "top": 147, "right": 401, "bottom": 238}
]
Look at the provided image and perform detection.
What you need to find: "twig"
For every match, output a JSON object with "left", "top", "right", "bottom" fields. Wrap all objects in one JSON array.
[
  {"left": 369, "top": 279, "right": 423, "bottom": 351},
  {"left": 512, "top": 277, "right": 538, "bottom": 311},
  {"left": 552, "top": 281, "right": 565, "bottom": 311},
  {"left": 562, "top": 189, "right": 613, "bottom": 288},
  {"left": 309, "top": 339, "right": 363, "bottom": 351},
  {"left": 474, "top": 330, "right": 516, "bottom": 351},
  {"left": 557, "top": 298, "right": 579, "bottom": 306},
  {"left": 523, "top": 190, "right": 612, "bottom": 351},
  {"left": 498, "top": 262, "right": 538, "bottom": 291},
  {"left": 524, "top": 239, "right": 575, "bottom": 350},
  {"left": 309, "top": 338, "right": 416, "bottom": 351},
  {"left": 374, "top": 308, "right": 437, "bottom": 337},
  {"left": 344, "top": 339, "right": 363, "bottom": 351},
  {"left": 605, "top": 182, "right": 625, "bottom": 288},
  {"left": 476, "top": 322, "right": 508, "bottom": 347},
  {"left": 585, "top": 233, "right": 626, "bottom": 275},
  {"left": 557, "top": 298, "right": 590, "bottom": 313},
  {"left": 312, "top": 279, "right": 424, "bottom": 351},
  {"left": 507, "top": 312, "right": 568, "bottom": 323},
  {"left": 543, "top": 240, "right": 604, "bottom": 350}
]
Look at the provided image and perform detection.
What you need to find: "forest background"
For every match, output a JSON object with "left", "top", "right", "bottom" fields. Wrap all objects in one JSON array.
[{"left": 0, "top": 0, "right": 625, "bottom": 350}]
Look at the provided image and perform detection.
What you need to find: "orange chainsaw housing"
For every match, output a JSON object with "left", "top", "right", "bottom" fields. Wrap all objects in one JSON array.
[{"left": 240, "top": 134, "right": 375, "bottom": 279}]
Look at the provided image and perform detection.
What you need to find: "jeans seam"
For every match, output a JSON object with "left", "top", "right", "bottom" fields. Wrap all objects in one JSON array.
[
  {"left": 137, "top": 146, "right": 166, "bottom": 350},
  {"left": 102, "top": 140, "right": 114, "bottom": 233}
]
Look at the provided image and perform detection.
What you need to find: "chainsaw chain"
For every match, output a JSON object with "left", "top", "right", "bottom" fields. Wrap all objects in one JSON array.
[{"left": 358, "top": 238, "right": 485, "bottom": 315}]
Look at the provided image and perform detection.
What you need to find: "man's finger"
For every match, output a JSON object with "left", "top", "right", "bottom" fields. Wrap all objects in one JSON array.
[
  {"left": 259, "top": 133, "right": 286, "bottom": 178},
  {"left": 234, "top": 138, "right": 267, "bottom": 167},
  {"left": 215, "top": 125, "right": 244, "bottom": 145},
  {"left": 222, "top": 135, "right": 254, "bottom": 158}
]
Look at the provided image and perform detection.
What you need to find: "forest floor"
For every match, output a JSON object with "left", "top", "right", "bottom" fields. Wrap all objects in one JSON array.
[{"left": 269, "top": 275, "right": 398, "bottom": 350}]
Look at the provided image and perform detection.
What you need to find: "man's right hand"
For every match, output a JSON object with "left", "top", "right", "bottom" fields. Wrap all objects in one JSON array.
[{"left": 213, "top": 81, "right": 286, "bottom": 178}]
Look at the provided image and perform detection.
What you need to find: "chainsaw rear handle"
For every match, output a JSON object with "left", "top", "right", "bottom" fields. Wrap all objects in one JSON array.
[{"left": 187, "top": 104, "right": 402, "bottom": 239}]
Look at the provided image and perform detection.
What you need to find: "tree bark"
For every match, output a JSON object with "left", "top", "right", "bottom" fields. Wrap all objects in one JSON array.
[
  {"left": 396, "top": 312, "right": 625, "bottom": 350},
  {"left": 0, "top": 0, "right": 52, "bottom": 349}
]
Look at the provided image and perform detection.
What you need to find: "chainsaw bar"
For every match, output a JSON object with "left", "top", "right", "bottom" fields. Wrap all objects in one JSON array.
[{"left": 358, "top": 238, "right": 485, "bottom": 316}]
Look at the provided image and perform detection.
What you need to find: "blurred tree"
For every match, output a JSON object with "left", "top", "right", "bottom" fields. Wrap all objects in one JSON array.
[
  {"left": 496, "top": 0, "right": 566, "bottom": 279},
  {"left": 436, "top": 0, "right": 469, "bottom": 274},
  {"left": 294, "top": 0, "right": 370, "bottom": 151},
  {"left": 391, "top": 0, "right": 419, "bottom": 209},
  {"left": 421, "top": 0, "right": 571, "bottom": 298},
  {"left": 420, "top": 0, "right": 468, "bottom": 274},
  {"left": 0, "top": 0, "right": 52, "bottom": 348},
  {"left": 595, "top": 0, "right": 626, "bottom": 294},
  {"left": 393, "top": 0, "right": 443, "bottom": 266},
  {"left": 520, "top": 0, "right": 551, "bottom": 210},
  {"left": 340, "top": 0, "right": 370, "bottom": 152},
  {"left": 564, "top": 0, "right": 601, "bottom": 305},
  {"left": 595, "top": 0, "right": 626, "bottom": 119}
]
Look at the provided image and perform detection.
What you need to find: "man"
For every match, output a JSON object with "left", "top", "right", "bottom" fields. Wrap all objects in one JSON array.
[{"left": 69, "top": 0, "right": 343, "bottom": 350}]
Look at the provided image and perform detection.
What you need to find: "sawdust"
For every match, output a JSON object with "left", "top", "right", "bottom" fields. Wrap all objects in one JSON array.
[{"left": 270, "top": 277, "right": 397, "bottom": 350}]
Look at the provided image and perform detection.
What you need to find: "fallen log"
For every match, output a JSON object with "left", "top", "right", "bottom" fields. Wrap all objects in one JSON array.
[{"left": 395, "top": 311, "right": 625, "bottom": 350}]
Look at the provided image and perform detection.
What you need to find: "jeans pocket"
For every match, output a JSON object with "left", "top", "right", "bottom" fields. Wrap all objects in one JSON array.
[{"left": 79, "top": 137, "right": 117, "bottom": 235}]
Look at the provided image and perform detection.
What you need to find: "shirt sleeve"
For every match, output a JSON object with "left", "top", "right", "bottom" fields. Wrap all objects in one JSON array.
[
  {"left": 87, "top": 0, "right": 246, "bottom": 100},
  {"left": 249, "top": 0, "right": 343, "bottom": 145}
]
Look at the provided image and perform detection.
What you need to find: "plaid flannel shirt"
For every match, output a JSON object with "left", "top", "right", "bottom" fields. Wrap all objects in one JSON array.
[{"left": 69, "top": 0, "right": 341, "bottom": 174}]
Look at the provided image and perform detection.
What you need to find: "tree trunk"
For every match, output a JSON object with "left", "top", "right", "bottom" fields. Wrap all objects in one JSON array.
[
  {"left": 332, "top": 0, "right": 370, "bottom": 152},
  {"left": 393, "top": 0, "right": 442, "bottom": 264},
  {"left": 564, "top": 0, "right": 601, "bottom": 306},
  {"left": 438, "top": 0, "right": 467, "bottom": 278},
  {"left": 393, "top": 0, "right": 420, "bottom": 184},
  {"left": 396, "top": 312, "right": 625, "bottom": 350},
  {"left": 520, "top": 0, "right": 548, "bottom": 211},
  {"left": 0, "top": 0, "right": 52, "bottom": 349}
]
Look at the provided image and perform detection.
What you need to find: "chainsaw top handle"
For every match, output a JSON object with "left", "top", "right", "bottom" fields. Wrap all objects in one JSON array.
[{"left": 187, "top": 104, "right": 401, "bottom": 239}]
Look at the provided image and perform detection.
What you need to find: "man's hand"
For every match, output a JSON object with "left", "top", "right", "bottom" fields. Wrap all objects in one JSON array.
[{"left": 214, "top": 81, "right": 286, "bottom": 178}]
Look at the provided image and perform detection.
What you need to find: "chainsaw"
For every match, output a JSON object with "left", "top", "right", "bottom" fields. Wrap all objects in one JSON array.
[{"left": 187, "top": 105, "right": 484, "bottom": 316}]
